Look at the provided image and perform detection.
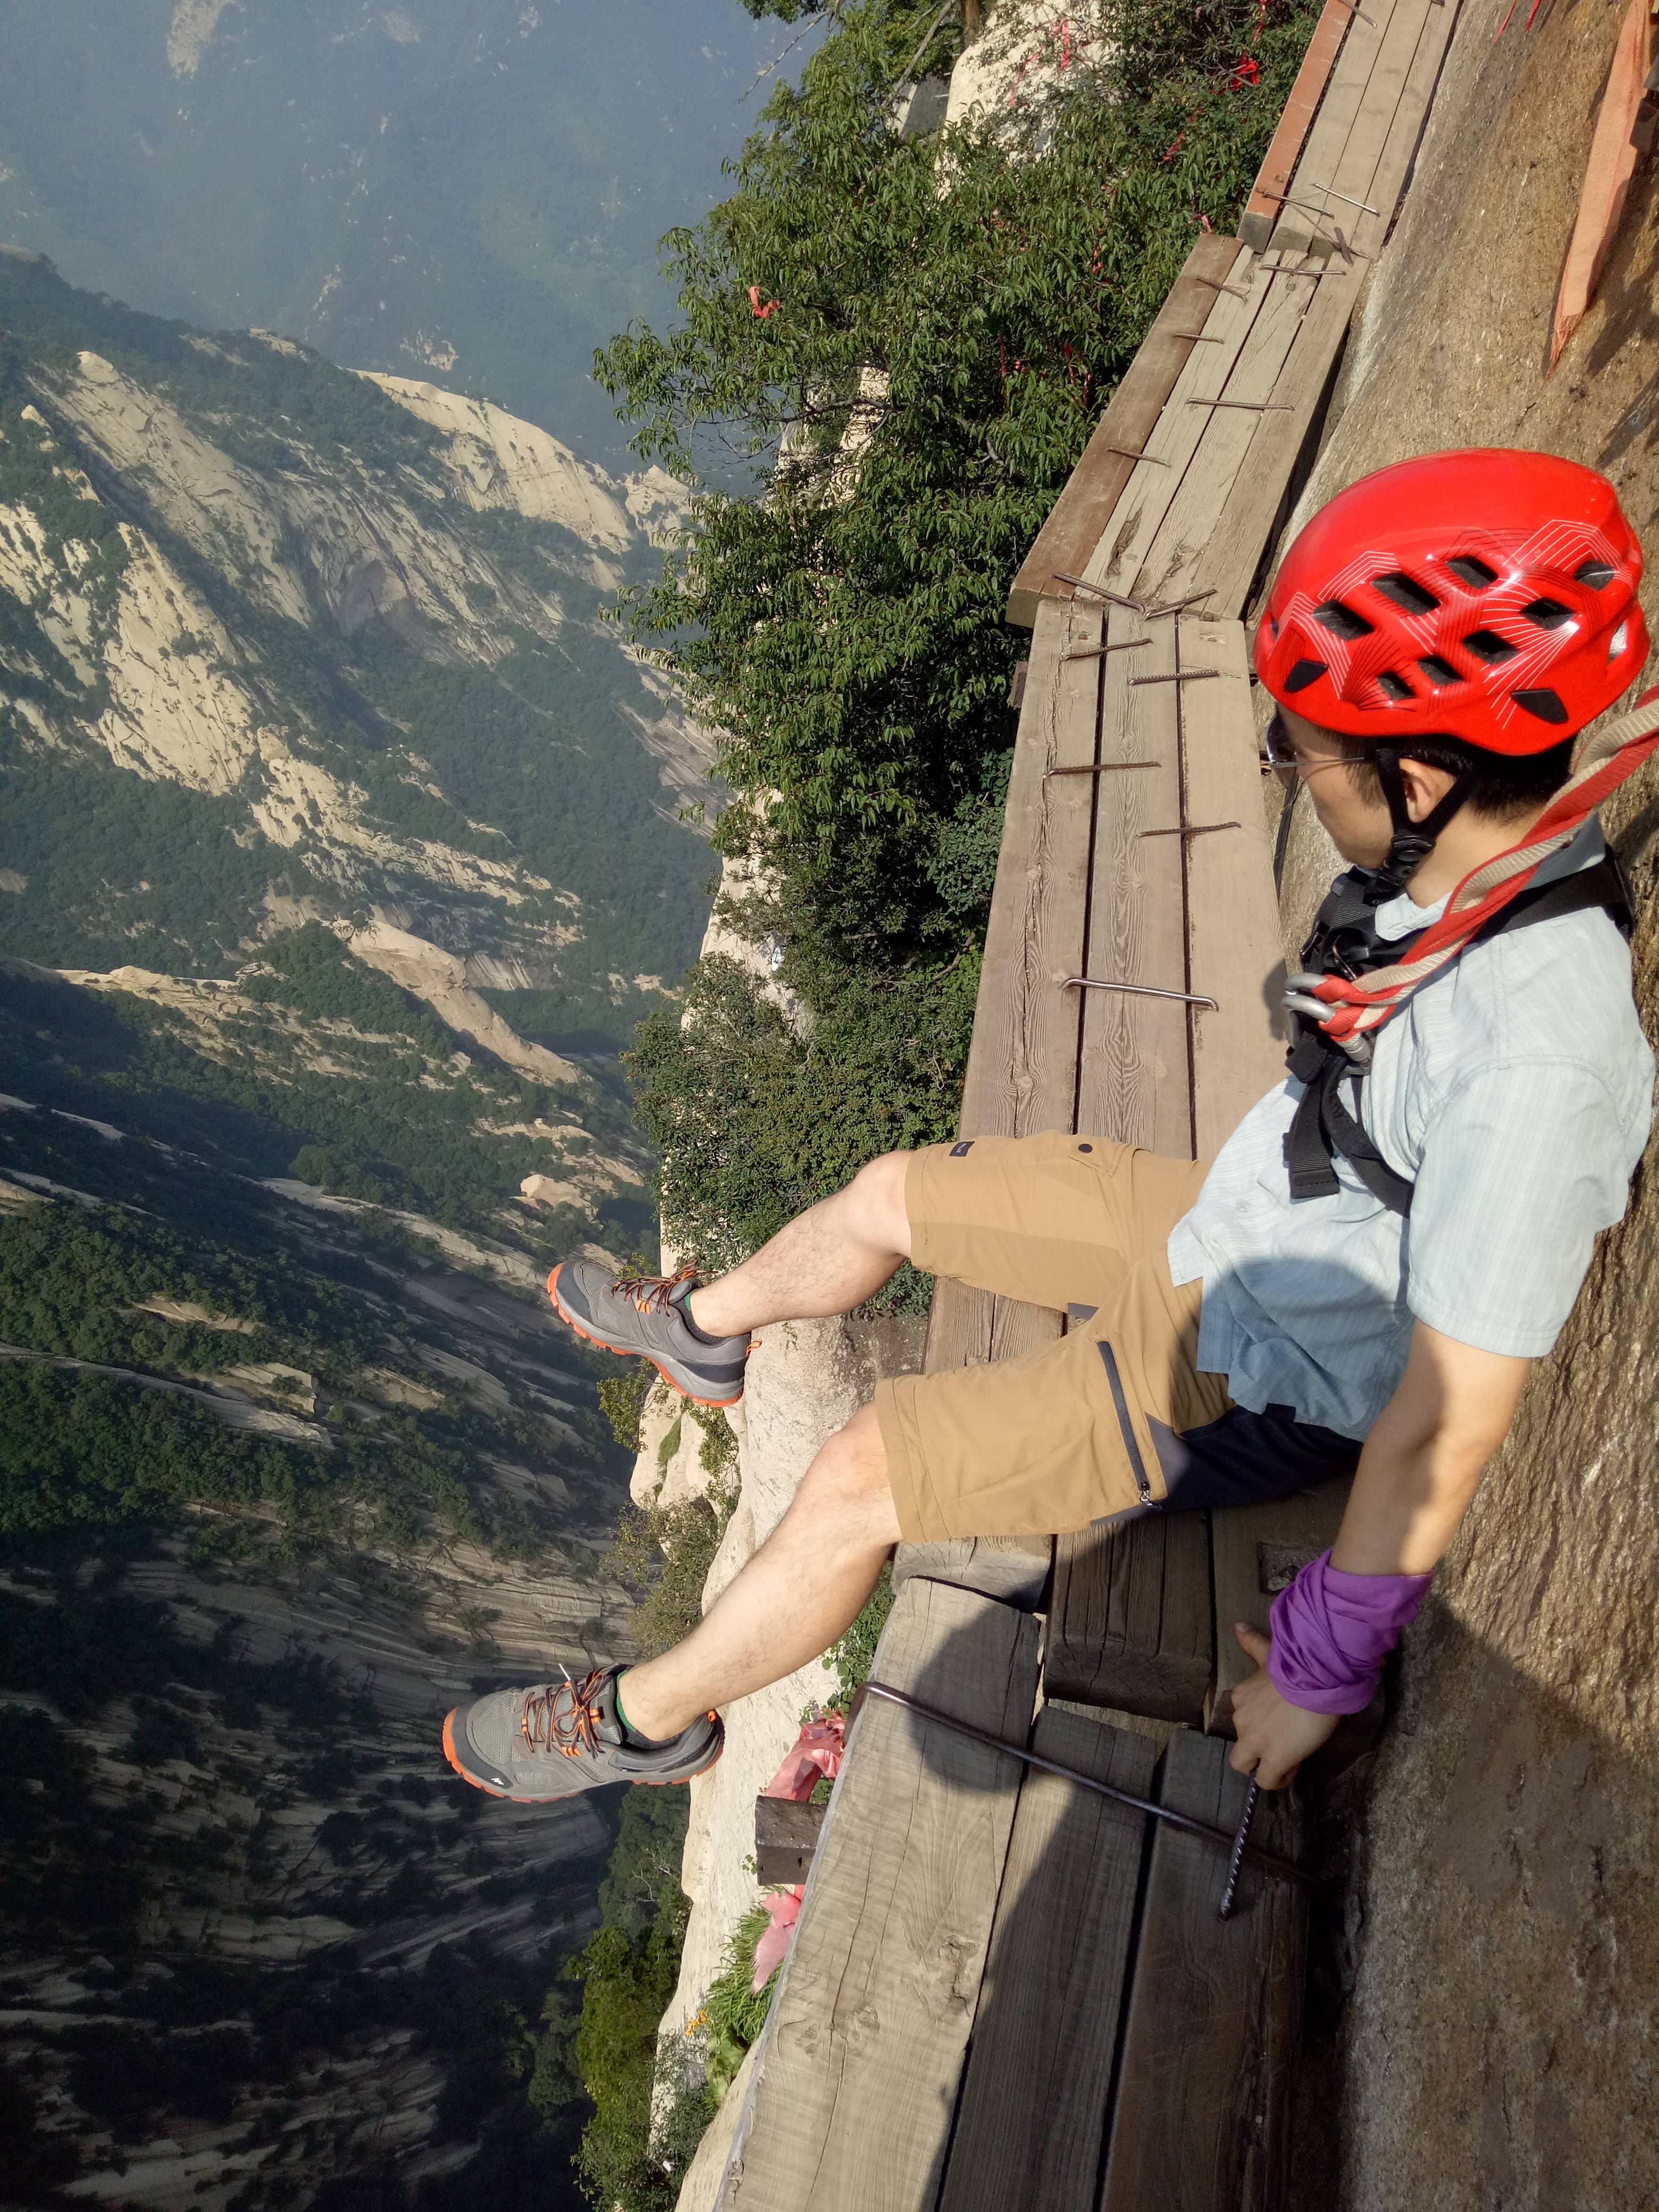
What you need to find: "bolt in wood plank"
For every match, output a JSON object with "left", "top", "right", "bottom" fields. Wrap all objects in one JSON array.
[
  {"left": 1045, "top": 1511, "right": 1214, "bottom": 1722},
  {"left": 1205, "top": 1473, "right": 1353, "bottom": 1737},
  {"left": 1097, "top": 1730, "right": 1308, "bottom": 2212},
  {"left": 1192, "top": 260, "right": 1367, "bottom": 619},
  {"left": 1262, "top": 0, "right": 1400, "bottom": 260},
  {"left": 1006, "top": 232, "right": 1248, "bottom": 627},
  {"left": 1076, "top": 257, "right": 1269, "bottom": 608},
  {"left": 1177, "top": 616, "right": 1289, "bottom": 1160},
  {"left": 717, "top": 1580, "right": 1041, "bottom": 2212},
  {"left": 1075, "top": 605, "right": 1191, "bottom": 1155},
  {"left": 1239, "top": 0, "right": 1359, "bottom": 247},
  {"left": 936, "top": 1710, "right": 1159, "bottom": 2212},
  {"left": 1127, "top": 269, "right": 1322, "bottom": 613}
]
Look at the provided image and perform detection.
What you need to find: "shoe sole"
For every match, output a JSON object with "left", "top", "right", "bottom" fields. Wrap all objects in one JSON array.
[
  {"left": 547, "top": 1261, "right": 744, "bottom": 1410},
  {"left": 442, "top": 1706, "right": 724, "bottom": 1803}
]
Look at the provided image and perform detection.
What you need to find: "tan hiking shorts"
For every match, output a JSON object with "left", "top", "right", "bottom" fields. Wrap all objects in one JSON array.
[{"left": 873, "top": 1131, "right": 1227, "bottom": 1542}]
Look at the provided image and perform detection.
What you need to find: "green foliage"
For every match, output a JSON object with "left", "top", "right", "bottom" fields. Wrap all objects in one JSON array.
[
  {"left": 603, "top": 0, "right": 1318, "bottom": 1253},
  {"left": 627, "top": 949, "right": 975, "bottom": 1273},
  {"left": 598, "top": 1789, "right": 693, "bottom": 1939},
  {"left": 243, "top": 923, "right": 449, "bottom": 1052},
  {"left": 818, "top": 1559, "right": 895, "bottom": 1714},
  {"left": 601, "top": 1473, "right": 740, "bottom": 1660},
  {"left": 598, "top": 1356, "right": 659, "bottom": 1452},
  {"left": 703, "top": 1905, "right": 778, "bottom": 2054}
]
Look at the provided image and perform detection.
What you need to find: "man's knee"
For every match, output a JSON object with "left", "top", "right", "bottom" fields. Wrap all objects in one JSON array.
[
  {"left": 844, "top": 1150, "right": 913, "bottom": 1256},
  {"left": 805, "top": 1403, "right": 900, "bottom": 1541}
]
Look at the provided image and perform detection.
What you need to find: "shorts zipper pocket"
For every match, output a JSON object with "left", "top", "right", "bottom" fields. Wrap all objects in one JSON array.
[{"left": 1097, "top": 1340, "right": 1153, "bottom": 1506}]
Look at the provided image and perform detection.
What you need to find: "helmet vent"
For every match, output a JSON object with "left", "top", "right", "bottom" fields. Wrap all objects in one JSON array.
[
  {"left": 1446, "top": 555, "right": 1499, "bottom": 590},
  {"left": 1521, "top": 597, "right": 1573, "bottom": 632},
  {"left": 1313, "top": 599, "right": 1375, "bottom": 641},
  {"left": 1284, "top": 658, "right": 1328, "bottom": 695},
  {"left": 1371, "top": 572, "right": 1440, "bottom": 617},
  {"left": 1417, "top": 655, "right": 1461, "bottom": 687},
  {"left": 1512, "top": 688, "right": 1570, "bottom": 725},
  {"left": 1462, "top": 629, "right": 1519, "bottom": 666},
  {"left": 1376, "top": 670, "right": 1414, "bottom": 702},
  {"left": 1574, "top": 559, "right": 1616, "bottom": 589}
]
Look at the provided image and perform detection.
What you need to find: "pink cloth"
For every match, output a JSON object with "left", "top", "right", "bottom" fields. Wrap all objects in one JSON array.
[
  {"left": 752, "top": 1887, "right": 802, "bottom": 1990},
  {"left": 750, "top": 1716, "right": 847, "bottom": 1992},
  {"left": 760, "top": 1714, "right": 844, "bottom": 1804},
  {"left": 1268, "top": 1549, "right": 1432, "bottom": 1716}
]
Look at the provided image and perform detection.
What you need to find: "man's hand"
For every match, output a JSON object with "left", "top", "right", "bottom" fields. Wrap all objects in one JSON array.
[{"left": 1227, "top": 1624, "right": 1337, "bottom": 1789}]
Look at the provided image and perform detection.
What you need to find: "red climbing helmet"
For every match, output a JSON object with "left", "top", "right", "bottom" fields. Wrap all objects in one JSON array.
[{"left": 1255, "top": 449, "right": 1648, "bottom": 751}]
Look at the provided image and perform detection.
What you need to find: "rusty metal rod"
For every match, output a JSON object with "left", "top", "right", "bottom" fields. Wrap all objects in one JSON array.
[
  {"left": 1129, "top": 669, "right": 1221, "bottom": 685},
  {"left": 1141, "top": 820, "right": 1241, "bottom": 839},
  {"left": 1219, "top": 1780, "right": 1261, "bottom": 1920},
  {"left": 1062, "top": 978, "right": 1220, "bottom": 1011},
  {"left": 1061, "top": 639, "right": 1153, "bottom": 661},
  {"left": 1052, "top": 572, "right": 1146, "bottom": 614},
  {"left": 1046, "top": 760, "right": 1159, "bottom": 776},
  {"left": 860, "top": 1682, "right": 1309, "bottom": 1889}
]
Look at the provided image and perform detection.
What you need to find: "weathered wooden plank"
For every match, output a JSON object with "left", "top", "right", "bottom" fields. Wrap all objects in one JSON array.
[
  {"left": 1192, "top": 259, "right": 1366, "bottom": 618},
  {"left": 1261, "top": 0, "right": 1401, "bottom": 261},
  {"left": 718, "top": 1580, "right": 1042, "bottom": 2212},
  {"left": 1097, "top": 1730, "right": 1308, "bottom": 2212},
  {"left": 1077, "top": 258, "right": 1269, "bottom": 607},
  {"left": 1005, "top": 232, "right": 1245, "bottom": 626},
  {"left": 755, "top": 1797, "right": 827, "bottom": 1886},
  {"left": 1045, "top": 1512, "right": 1214, "bottom": 1723},
  {"left": 936, "top": 1710, "right": 1158, "bottom": 2212},
  {"left": 1269, "top": 0, "right": 1438, "bottom": 262},
  {"left": 1074, "top": 605, "right": 1192, "bottom": 1154},
  {"left": 1239, "top": 0, "right": 1359, "bottom": 248},
  {"left": 1205, "top": 1472, "right": 1353, "bottom": 1737},
  {"left": 891, "top": 1538, "right": 1052, "bottom": 1612},
  {"left": 1178, "top": 615, "right": 1288, "bottom": 1159},
  {"left": 1128, "top": 266, "right": 1321, "bottom": 613}
]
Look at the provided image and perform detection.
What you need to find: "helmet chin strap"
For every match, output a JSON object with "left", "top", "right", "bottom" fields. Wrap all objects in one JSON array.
[{"left": 1364, "top": 745, "right": 1481, "bottom": 906}]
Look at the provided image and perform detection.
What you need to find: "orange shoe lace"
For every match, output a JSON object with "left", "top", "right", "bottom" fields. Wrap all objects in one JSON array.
[
  {"left": 610, "top": 1264, "right": 700, "bottom": 1318},
  {"left": 521, "top": 1666, "right": 610, "bottom": 1760}
]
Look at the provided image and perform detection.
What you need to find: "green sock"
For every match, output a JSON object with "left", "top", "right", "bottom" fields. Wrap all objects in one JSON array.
[{"left": 614, "top": 1672, "right": 669, "bottom": 1747}]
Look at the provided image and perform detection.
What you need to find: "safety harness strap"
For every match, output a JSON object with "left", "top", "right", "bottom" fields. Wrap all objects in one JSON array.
[{"left": 1285, "top": 856, "right": 1632, "bottom": 1216}]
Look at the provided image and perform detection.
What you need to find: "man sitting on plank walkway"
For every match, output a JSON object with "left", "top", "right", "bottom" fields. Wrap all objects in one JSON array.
[{"left": 443, "top": 450, "right": 1657, "bottom": 1801}]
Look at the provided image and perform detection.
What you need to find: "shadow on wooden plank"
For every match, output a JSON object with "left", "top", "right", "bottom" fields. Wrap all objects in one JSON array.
[
  {"left": 718, "top": 1578, "right": 1041, "bottom": 2212},
  {"left": 1099, "top": 1730, "right": 1308, "bottom": 2212},
  {"left": 893, "top": 1539, "right": 1052, "bottom": 1612},
  {"left": 936, "top": 1708, "right": 1157, "bottom": 2212},
  {"left": 1046, "top": 1513, "right": 1214, "bottom": 1723}
]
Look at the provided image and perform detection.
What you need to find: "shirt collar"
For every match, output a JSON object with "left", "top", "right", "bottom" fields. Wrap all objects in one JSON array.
[{"left": 1368, "top": 816, "right": 1608, "bottom": 944}]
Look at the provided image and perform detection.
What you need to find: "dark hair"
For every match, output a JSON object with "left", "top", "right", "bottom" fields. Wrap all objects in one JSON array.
[{"left": 1346, "top": 735, "right": 1576, "bottom": 821}]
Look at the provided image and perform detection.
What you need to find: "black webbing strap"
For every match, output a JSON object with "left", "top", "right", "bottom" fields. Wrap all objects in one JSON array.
[{"left": 1285, "top": 856, "right": 1633, "bottom": 1217}]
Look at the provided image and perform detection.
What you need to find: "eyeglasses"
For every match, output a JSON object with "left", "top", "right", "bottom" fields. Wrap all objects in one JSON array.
[{"left": 1263, "top": 710, "right": 1373, "bottom": 792}]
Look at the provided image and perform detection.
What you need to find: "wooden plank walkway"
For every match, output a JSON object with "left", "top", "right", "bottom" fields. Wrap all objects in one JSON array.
[{"left": 719, "top": 0, "right": 1465, "bottom": 2198}]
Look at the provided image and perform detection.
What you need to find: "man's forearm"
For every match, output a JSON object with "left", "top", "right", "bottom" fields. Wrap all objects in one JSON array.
[{"left": 1330, "top": 1319, "right": 1531, "bottom": 1576}]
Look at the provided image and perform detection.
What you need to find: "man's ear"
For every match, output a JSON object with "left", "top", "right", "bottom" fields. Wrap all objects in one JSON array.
[{"left": 1399, "top": 755, "right": 1459, "bottom": 823}]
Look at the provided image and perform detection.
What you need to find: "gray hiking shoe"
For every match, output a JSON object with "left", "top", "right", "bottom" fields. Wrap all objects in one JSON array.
[
  {"left": 443, "top": 1663, "right": 723, "bottom": 1803},
  {"left": 547, "top": 1258, "right": 750, "bottom": 1407}
]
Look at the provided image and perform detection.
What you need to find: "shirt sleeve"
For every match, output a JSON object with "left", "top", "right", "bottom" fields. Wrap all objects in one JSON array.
[{"left": 1404, "top": 1058, "right": 1637, "bottom": 1358}]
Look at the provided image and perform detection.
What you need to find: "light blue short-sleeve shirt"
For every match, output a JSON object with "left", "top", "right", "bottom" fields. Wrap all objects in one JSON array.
[{"left": 1167, "top": 827, "right": 1655, "bottom": 1440}]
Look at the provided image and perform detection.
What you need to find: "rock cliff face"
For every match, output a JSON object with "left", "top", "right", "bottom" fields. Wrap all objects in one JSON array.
[{"left": 1273, "top": 2, "right": 1659, "bottom": 2198}]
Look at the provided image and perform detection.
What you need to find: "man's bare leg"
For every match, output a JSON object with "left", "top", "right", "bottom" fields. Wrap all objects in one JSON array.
[
  {"left": 617, "top": 1403, "right": 900, "bottom": 1741},
  {"left": 686, "top": 1152, "right": 911, "bottom": 1338}
]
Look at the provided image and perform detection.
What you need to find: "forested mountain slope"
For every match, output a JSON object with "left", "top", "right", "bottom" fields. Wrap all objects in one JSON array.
[{"left": 0, "top": 253, "right": 711, "bottom": 2208}]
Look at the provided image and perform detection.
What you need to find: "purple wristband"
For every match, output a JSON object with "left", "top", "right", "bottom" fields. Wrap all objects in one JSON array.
[{"left": 1267, "top": 1549, "right": 1432, "bottom": 1715}]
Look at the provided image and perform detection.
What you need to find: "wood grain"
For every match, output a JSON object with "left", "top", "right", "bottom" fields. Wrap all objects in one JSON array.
[
  {"left": 718, "top": 1580, "right": 1042, "bottom": 2212},
  {"left": 1097, "top": 1730, "right": 1308, "bottom": 2212},
  {"left": 1239, "top": 0, "right": 1359, "bottom": 248},
  {"left": 1128, "top": 268, "right": 1321, "bottom": 613},
  {"left": 1045, "top": 1512, "right": 1214, "bottom": 1723},
  {"left": 1076, "top": 255, "right": 1268, "bottom": 607},
  {"left": 935, "top": 1710, "right": 1158, "bottom": 2212},
  {"left": 754, "top": 1797, "right": 827, "bottom": 1886},
  {"left": 1205, "top": 1473, "right": 1353, "bottom": 1737},
  {"left": 891, "top": 1538, "right": 1052, "bottom": 1612},
  {"left": 1178, "top": 616, "right": 1289, "bottom": 1160},
  {"left": 1261, "top": 0, "right": 1398, "bottom": 261},
  {"left": 1005, "top": 232, "right": 1246, "bottom": 626},
  {"left": 1075, "top": 605, "right": 1192, "bottom": 1154}
]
